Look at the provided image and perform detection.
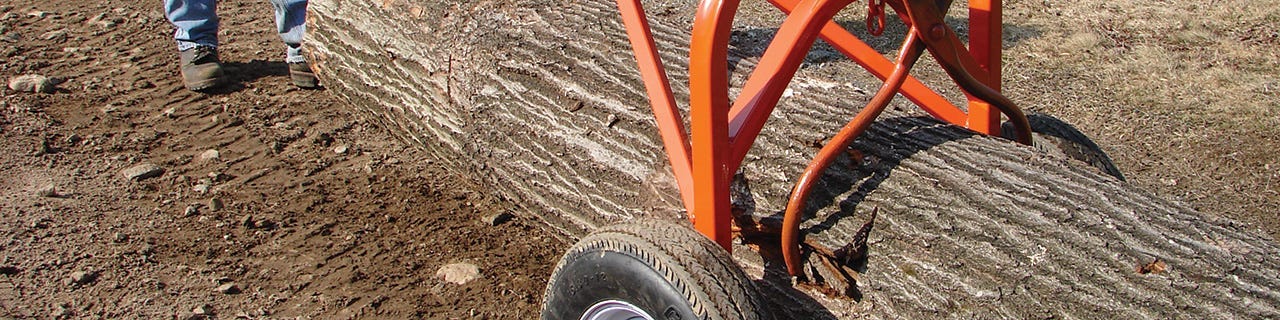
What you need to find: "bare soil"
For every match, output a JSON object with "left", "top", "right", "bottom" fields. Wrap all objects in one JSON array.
[
  {"left": 0, "top": 0, "right": 563, "bottom": 318},
  {"left": 1, "top": 0, "right": 1277, "bottom": 319}
]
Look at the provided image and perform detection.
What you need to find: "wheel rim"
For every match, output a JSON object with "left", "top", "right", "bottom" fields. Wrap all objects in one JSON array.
[{"left": 579, "top": 300, "right": 656, "bottom": 320}]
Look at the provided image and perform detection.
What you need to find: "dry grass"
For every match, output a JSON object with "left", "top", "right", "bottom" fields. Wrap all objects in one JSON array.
[{"left": 1001, "top": 0, "right": 1280, "bottom": 238}]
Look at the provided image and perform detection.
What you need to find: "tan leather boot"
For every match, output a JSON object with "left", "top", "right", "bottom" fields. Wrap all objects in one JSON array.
[
  {"left": 178, "top": 46, "right": 226, "bottom": 91},
  {"left": 288, "top": 61, "right": 319, "bottom": 89}
]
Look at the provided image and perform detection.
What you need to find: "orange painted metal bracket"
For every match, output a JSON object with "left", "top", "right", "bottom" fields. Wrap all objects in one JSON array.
[
  {"left": 765, "top": 0, "right": 968, "bottom": 127},
  {"left": 613, "top": 0, "right": 1031, "bottom": 258}
]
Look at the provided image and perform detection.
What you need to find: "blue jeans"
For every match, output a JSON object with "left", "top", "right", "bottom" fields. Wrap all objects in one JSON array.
[{"left": 164, "top": 0, "right": 309, "bottom": 63}]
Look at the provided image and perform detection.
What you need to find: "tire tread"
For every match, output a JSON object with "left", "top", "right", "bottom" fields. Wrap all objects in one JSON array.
[{"left": 542, "top": 219, "right": 771, "bottom": 320}]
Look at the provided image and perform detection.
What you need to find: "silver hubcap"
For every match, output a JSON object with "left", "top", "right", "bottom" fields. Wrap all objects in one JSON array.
[{"left": 580, "top": 300, "right": 656, "bottom": 320}]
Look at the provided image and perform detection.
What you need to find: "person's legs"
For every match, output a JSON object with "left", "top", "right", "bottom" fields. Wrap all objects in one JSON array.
[
  {"left": 164, "top": 0, "right": 226, "bottom": 91},
  {"left": 270, "top": 0, "right": 318, "bottom": 88},
  {"left": 164, "top": 0, "right": 219, "bottom": 50},
  {"left": 271, "top": 0, "right": 307, "bottom": 63}
]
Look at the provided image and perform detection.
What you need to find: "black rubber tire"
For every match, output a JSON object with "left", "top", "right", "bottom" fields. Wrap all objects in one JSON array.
[
  {"left": 540, "top": 219, "right": 773, "bottom": 320},
  {"left": 1003, "top": 113, "right": 1125, "bottom": 180}
]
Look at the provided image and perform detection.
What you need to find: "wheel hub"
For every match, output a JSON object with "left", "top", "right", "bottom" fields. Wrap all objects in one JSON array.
[{"left": 580, "top": 300, "right": 656, "bottom": 320}]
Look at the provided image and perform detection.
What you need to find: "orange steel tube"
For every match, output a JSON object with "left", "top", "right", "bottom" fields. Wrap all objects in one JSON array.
[
  {"left": 722, "top": 0, "right": 855, "bottom": 176},
  {"left": 781, "top": 30, "right": 926, "bottom": 277},
  {"left": 763, "top": 0, "right": 967, "bottom": 127},
  {"left": 688, "top": 0, "right": 741, "bottom": 251},
  {"left": 966, "top": 0, "right": 1003, "bottom": 135},
  {"left": 617, "top": 0, "right": 696, "bottom": 214}
]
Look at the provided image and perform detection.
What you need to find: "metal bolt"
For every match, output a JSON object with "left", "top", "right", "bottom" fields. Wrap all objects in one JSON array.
[{"left": 929, "top": 24, "right": 947, "bottom": 40}]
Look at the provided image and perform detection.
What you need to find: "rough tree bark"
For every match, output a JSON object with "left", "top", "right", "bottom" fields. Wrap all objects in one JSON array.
[{"left": 305, "top": 0, "right": 1280, "bottom": 318}]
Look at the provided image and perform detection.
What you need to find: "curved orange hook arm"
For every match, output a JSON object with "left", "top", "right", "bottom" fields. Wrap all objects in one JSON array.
[{"left": 781, "top": 30, "right": 927, "bottom": 277}]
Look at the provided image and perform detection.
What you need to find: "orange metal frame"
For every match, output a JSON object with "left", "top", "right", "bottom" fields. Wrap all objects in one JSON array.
[{"left": 617, "top": 0, "right": 1032, "bottom": 278}]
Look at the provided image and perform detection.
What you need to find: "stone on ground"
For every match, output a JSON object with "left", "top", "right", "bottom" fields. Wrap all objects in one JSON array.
[{"left": 436, "top": 262, "right": 481, "bottom": 285}]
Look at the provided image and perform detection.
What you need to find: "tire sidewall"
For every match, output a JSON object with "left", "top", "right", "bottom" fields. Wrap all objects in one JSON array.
[{"left": 542, "top": 243, "right": 699, "bottom": 320}]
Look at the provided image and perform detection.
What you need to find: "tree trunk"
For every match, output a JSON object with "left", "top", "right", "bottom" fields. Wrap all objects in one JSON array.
[{"left": 305, "top": 0, "right": 1280, "bottom": 318}]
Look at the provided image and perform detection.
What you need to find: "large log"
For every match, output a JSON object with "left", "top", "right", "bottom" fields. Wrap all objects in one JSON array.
[{"left": 305, "top": 0, "right": 1280, "bottom": 318}]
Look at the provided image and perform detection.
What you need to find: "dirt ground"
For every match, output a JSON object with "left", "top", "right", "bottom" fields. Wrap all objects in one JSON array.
[
  {"left": 0, "top": 0, "right": 563, "bottom": 318},
  {"left": 0, "top": 0, "right": 1277, "bottom": 319}
]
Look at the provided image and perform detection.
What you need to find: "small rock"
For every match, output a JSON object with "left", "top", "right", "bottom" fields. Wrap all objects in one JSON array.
[
  {"left": 131, "top": 79, "right": 154, "bottom": 89},
  {"left": 35, "top": 139, "right": 54, "bottom": 155},
  {"left": 27, "top": 11, "right": 48, "bottom": 18},
  {"left": 177, "top": 312, "right": 201, "bottom": 320},
  {"left": 436, "top": 262, "right": 481, "bottom": 285},
  {"left": 482, "top": 212, "right": 514, "bottom": 226},
  {"left": 1, "top": 32, "right": 21, "bottom": 43},
  {"left": 53, "top": 304, "right": 73, "bottom": 317},
  {"left": 255, "top": 219, "right": 276, "bottom": 229},
  {"left": 198, "top": 149, "right": 220, "bottom": 161},
  {"left": 0, "top": 265, "right": 20, "bottom": 275},
  {"left": 94, "top": 19, "right": 117, "bottom": 29},
  {"left": 120, "top": 163, "right": 164, "bottom": 180},
  {"left": 192, "top": 183, "right": 209, "bottom": 193},
  {"left": 112, "top": 232, "right": 127, "bottom": 243},
  {"left": 216, "top": 283, "right": 240, "bottom": 294},
  {"left": 208, "top": 172, "right": 230, "bottom": 182},
  {"left": 208, "top": 198, "right": 224, "bottom": 211},
  {"left": 240, "top": 215, "right": 254, "bottom": 229},
  {"left": 605, "top": 114, "right": 619, "bottom": 127},
  {"left": 183, "top": 204, "right": 200, "bottom": 217},
  {"left": 333, "top": 145, "right": 348, "bottom": 154},
  {"left": 30, "top": 218, "right": 50, "bottom": 229},
  {"left": 39, "top": 30, "right": 66, "bottom": 41},
  {"left": 192, "top": 304, "right": 213, "bottom": 315},
  {"left": 87, "top": 13, "right": 119, "bottom": 29},
  {"left": 36, "top": 184, "right": 59, "bottom": 197},
  {"left": 8, "top": 74, "right": 56, "bottom": 93},
  {"left": 67, "top": 270, "right": 97, "bottom": 285}
]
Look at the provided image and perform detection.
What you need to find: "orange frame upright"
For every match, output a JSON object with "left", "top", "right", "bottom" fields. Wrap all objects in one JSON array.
[{"left": 616, "top": 0, "right": 1028, "bottom": 276}]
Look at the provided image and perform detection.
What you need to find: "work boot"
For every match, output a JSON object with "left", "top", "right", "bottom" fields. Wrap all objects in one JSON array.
[
  {"left": 288, "top": 61, "right": 320, "bottom": 89},
  {"left": 178, "top": 46, "right": 226, "bottom": 91}
]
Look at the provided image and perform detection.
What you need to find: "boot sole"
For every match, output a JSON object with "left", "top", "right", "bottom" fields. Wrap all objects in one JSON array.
[
  {"left": 185, "top": 77, "right": 225, "bottom": 91},
  {"left": 291, "top": 72, "right": 320, "bottom": 89}
]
